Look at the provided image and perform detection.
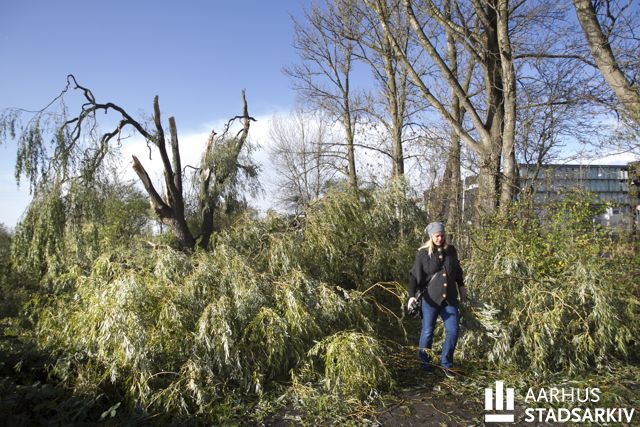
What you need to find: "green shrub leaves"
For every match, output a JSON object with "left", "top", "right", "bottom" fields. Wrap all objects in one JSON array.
[
  {"left": 9, "top": 185, "right": 638, "bottom": 423},
  {"left": 460, "top": 195, "right": 638, "bottom": 374}
]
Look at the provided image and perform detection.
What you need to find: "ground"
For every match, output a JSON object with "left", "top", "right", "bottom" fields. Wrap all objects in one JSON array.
[
  {"left": 373, "top": 368, "right": 547, "bottom": 427},
  {"left": 263, "top": 348, "right": 560, "bottom": 426}
]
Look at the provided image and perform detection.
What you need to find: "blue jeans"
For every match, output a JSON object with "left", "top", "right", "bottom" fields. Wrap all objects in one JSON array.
[{"left": 418, "top": 299, "right": 459, "bottom": 369}]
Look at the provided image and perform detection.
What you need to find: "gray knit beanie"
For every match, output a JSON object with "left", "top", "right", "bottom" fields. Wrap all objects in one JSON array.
[{"left": 425, "top": 222, "right": 445, "bottom": 238}]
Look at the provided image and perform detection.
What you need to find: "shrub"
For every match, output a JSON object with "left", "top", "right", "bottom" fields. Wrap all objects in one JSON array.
[
  {"left": 290, "top": 179, "right": 425, "bottom": 290},
  {"left": 33, "top": 242, "right": 386, "bottom": 421},
  {"left": 305, "top": 331, "right": 394, "bottom": 399},
  {"left": 459, "top": 194, "right": 639, "bottom": 375}
]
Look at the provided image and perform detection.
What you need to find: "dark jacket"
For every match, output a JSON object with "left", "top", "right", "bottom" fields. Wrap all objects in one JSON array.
[{"left": 409, "top": 244, "right": 464, "bottom": 306}]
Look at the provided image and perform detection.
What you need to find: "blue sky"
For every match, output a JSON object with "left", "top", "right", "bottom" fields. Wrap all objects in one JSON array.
[
  {"left": 2, "top": 1, "right": 638, "bottom": 228},
  {"left": 0, "top": 0, "right": 309, "bottom": 227}
]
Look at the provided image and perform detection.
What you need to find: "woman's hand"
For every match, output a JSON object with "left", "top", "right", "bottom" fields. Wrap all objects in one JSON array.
[{"left": 407, "top": 297, "right": 418, "bottom": 311}]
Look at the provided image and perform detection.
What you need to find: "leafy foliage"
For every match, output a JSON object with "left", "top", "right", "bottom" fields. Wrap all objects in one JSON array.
[
  {"left": 0, "top": 225, "right": 35, "bottom": 318},
  {"left": 223, "top": 179, "right": 426, "bottom": 290},
  {"left": 9, "top": 182, "right": 427, "bottom": 422},
  {"left": 11, "top": 177, "right": 151, "bottom": 282},
  {"left": 305, "top": 331, "right": 394, "bottom": 398},
  {"left": 11, "top": 183, "right": 67, "bottom": 280},
  {"left": 32, "top": 240, "right": 391, "bottom": 422},
  {"left": 459, "top": 193, "right": 639, "bottom": 374},
  {"left": 3, "top": 183, "right": 639, "bottom": 423}
]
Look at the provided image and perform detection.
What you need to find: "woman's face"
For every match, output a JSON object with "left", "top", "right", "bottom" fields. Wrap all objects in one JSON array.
[{"left": 431, "top": 232, "right": 445, "bottom": 246}]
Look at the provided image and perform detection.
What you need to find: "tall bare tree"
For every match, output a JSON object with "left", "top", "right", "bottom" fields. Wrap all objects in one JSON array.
[
  {"left": 440, "top": 0, "right": 471, "bottom": 232},
  {"left": 268, "top": 109, "right": 339, "bottom": 211},
  {"left": 366, "top": 0, "right": 518, "bottom": 217},
  {"left": 333, "top": 0, "right": 418, "bottom": 179},
  {"left": 285, "top": 1, "right": 362, "bottom": 192}
]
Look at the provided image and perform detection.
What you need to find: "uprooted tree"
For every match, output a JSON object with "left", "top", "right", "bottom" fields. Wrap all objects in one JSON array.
[{"left": 0, "top": 74, "right": 258, "bottom": 251}]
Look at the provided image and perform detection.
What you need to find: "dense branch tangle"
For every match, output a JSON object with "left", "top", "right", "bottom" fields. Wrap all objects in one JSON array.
[
  {"left": 286, "top": 2, "right": 362, "bottom": 192},
  {"left": 366, "top": 0, "right": 518, "bottom": 217},
  {"left": 60, "top": 75, "right": 255, "bottom": 250}
]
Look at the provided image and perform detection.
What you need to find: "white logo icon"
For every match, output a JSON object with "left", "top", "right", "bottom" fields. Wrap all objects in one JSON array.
[{"left": 485, "top": 380, "right": 515, "bottom": 423}]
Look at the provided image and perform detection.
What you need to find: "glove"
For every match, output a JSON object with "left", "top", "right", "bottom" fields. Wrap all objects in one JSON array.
[{"left": 407, "top": 296, "right": 421, "bottom": 319}]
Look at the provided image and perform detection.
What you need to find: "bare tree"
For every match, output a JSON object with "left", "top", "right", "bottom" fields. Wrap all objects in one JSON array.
[
  {"left": 440, "top": 0, "right": 469, "bottom": 232},
  {"left": 333, "top": 0, "right": 420, "bottom": 179},
  {"left": 285, "top": 0, "right": 363, "bottom": 192},
  {"left": 514, "top": 45, "right": 612, "bottom": 189},
  {"left": 268, "top": 109, "right": 339, "bottom": 211},
  {"left": 496, "top": 0, "right": 639, "bottom": 171},
  {"left": 366, "top": 0, "right": 518, "bottom": 218}
]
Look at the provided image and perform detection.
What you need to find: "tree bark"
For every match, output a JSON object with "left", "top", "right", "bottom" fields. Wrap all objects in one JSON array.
[
  {"left": 497, "top": 0, "right": 517, "bottom": 212},
  {"left": 369, "top": 0, "right": 516, "bottom": 218},
  {"left": 343, "top": 97, "right": 360, "bottom": 192},
  {"left": 444, "top": 0, "right": 462, "bottom": 233},
  {"left": 572, "top": 0, "right": 640, "bottom": 123},
  {"left": 132, "top": 154, "right": 196, "bottom": 250},
  {"left": 384, "top": 41, "right": 405, "bottom": 177}
]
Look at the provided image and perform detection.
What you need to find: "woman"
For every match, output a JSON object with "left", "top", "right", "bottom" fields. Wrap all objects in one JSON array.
[{"left": 407, "top": 222, "right": 466, "bottom": 378}]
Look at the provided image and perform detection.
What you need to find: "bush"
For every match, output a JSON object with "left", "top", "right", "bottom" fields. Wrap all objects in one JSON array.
[
  {"left": 9, "top": 182, "right": 640, "bottom": 423},
  {"left": 33, "top": 242, "right": 387, "bottom": 421},
  {"left": 459, "top": 194, "right": 639, "bottom": 375},
  {"left": 11, "top": 179, "right": 152, "bottom": 283},
  {"left": 306, "top": 331, "right": 394, "bottom": 399},
  {"left": 0, "top": 224, "right": 37, "bottom": 319},
  {"left": 300, "top": 180, "right": 425, "bottom": 290}
]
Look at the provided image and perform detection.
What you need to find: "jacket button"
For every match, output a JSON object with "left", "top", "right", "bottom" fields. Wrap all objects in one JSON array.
[
  {"left": 443, "top": 283, "right": 447, "bottom": 287},
  {"left": 442, "top": 294, "right": 446, "bottom": 298},
  {"left": 443, "top": 272, "right": 447, "bottom": 277}
]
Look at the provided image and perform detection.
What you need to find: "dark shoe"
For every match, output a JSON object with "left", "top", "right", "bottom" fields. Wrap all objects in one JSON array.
[
  {"left": 421, "top": 363, "right": 434, "bottom": 374},
  {"left": 442, "top": 367, "right": 456, "bottom": 379}
]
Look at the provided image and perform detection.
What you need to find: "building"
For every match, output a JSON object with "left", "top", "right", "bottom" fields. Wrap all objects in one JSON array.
[{"left": 518, "top": 163, "right": 639, "bottom": 230}]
